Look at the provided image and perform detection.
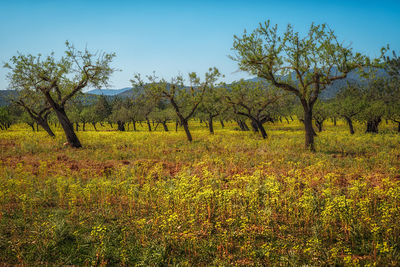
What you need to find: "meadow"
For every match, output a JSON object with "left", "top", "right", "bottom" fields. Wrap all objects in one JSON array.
[{"left": 0, "top": 121, "right": 399, "bottom": 266}]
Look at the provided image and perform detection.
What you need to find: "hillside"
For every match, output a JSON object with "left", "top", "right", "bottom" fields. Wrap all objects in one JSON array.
[
  {"left": 0, "top": 90, "right": 18, "bottom": 106},
  {"left": 85, "top": 87, "right": 132, "bottom": 96}
]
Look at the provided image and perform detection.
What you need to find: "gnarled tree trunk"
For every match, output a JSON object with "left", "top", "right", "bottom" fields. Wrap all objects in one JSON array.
[
  {"left": 54, "top": 107, "right": 82, "bottom": 148},
  {"left": 182, "top": 120, "right": 192, "bottom": 142},
  {"left": 255, "top": 120, "right": 267, "bottom": 139}
]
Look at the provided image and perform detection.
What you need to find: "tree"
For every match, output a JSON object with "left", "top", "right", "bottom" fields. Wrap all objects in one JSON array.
[
  {"left": 110, "top": 98, "right": 131, "bottom": 131},
  {"left": 312, "top": 100, "right": 331, "bottom": 132},
  {"left": 9, "top": 85, "right": 55, "bottom": 136},
  {"left": 198, "top": 85, "right": 226, "bottom": 134},
  {"left": 225, "top": 79, "right": 284, "bottom": 139},
  {"left": 131, "top": 68, "right": 222, "bottom": 142},
  {"left": 4, "top": 42, "right": 115, "bottom": 147},
  {"left": 231, "top": 21, "right": 367, "bottom": 150},
  {"left": 332, "top": 83, "right": 366, "bottom": 134},
  {"left": 93, "top": 95, "right": 112, "bottom": 127},
  {"left": 384, "top": 50, "right": 400, "bottom": 132},
  {"left": 0, "top": 107, "right": 13, "bottom": 130},
  {"left": 359, "top": 77, "right": 389, "bottom": 133}
]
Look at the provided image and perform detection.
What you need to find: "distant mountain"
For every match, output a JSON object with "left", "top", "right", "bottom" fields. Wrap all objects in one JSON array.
[
  {"left": 115, "top": 88, "right": 134, "bottom": 98},
  {"left": 85, "top": 87, "right": 132, "bottom": 96},
  {"left": 0, "top": 90, "right": 18, "bottom": 106}
]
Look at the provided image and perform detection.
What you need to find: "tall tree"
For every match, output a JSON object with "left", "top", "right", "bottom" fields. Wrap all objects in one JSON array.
[
  {"left": 4, "top": 42, "right": 115, "bottom": 147},
  {"left": 231, "top": 21, "right": 367, "bottom": 150}
]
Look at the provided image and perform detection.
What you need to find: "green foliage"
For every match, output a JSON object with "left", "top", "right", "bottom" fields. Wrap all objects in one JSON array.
[{"left": 0, "top": 106, "right": 13, "bottom": 130}]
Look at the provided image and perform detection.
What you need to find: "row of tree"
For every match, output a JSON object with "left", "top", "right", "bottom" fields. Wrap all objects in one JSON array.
[{"left": 2, "top": 22, "right": 399, "bottom": 151}]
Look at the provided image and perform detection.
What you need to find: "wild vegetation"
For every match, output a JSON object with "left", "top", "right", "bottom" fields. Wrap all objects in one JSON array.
[
  {"left": 0, "top": 21, "right": 399, "bottom": 265},
  {"left": 1, "top": 121, "right": 400, "bottom": 265}
]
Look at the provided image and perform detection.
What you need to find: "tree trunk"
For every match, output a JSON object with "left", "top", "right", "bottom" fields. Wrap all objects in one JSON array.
[
  {"left": 251, "top": 120, "right": 259, "bottom": 132},
  {"left": 117, "top": 121, "right": 125, "bottom": 131},
  {"left": 333, "top": 117, "right": 337, "bottom": 126},
  {"left": 162, "top": 121, "right": 168, "bottom": 132},
  {"left": 344, "top": 116, "right": 354, "bottom": 135},
  {"left": 75, "top": 122, "right": 79, "bottom": 131},
  {"left": 236, "top": 120, "right": 244, "bottom": 130},
  {"left": 220, "top": 120, "right": 224, "bottom": 128},
  {"left": 54, "top": 108, "right": 81, "bottom": 148},
  {"left": 304, "top": 108, "right": 315, "bottom": 151},
  {"left": 175, "top": 120, "right": 179, "bottom": 132},
  {"left": 285, "top": 117, "right": 290, "bottom": 124},
  {"left": 208, "top": 116, "right": 214, "bottom": 134},
  {"left": 36, "top": 123, "right": 39, "bottom": 132},
  {"left": 256, "top": 120, "right": 267, "bottom": 139},
  {"left": 82, "top": 122, "right": 86, "bottom": 131},
  {"left": 182, "top": 120, "right": 192, "bottom": 142},
  {"left": 92, "top": 122, "right": 97, "bottom": 131},
  {"left": 242, "top": 120, "right": 249, "bottom": 131},
  {"left": 37, "top": 118, "right": 55, "bottom": 137},
  {"left": 366, "top": 117, "right": 381, "bottom": 133},
  {"left": 315, "top": 121, "right": 323, "bottom": 132},
  {"left": 132, "top": 121, "right": 137, "bottom": 131},
  {"left": 146, "top": 118, "right": 152, "bottom": 132},
  {"left": 28, "top": 123, "right": 35, "bottom": 132},
  {"left": 397, "top": 122, "right": 400, "bottom": 133}
]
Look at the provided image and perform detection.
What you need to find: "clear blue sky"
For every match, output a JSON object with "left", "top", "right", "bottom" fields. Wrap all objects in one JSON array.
[{"left": 1, "top": 0, "right": 399, "bottom": 90}]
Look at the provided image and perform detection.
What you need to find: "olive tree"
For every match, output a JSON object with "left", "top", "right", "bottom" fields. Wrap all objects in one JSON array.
[
  {"left": 332, "top": 83, "right": 366, "bottom": 134},
  {"left": 4, "top": 42, "right": 115, "bottom": 147},
  {"left": 231, "top": 21, "right": 367, "bottom": 150},
  {"left": 131, "top": 68, "right": 222, "bottom": 142},
  {"left": 197, "top": 85, "right": 227, "bottom": 134},
  {"left": 225, "top": 79, "right": 284, "bottom": 139},
  {"left": 384, "top": 50, "right": 400, "bottom": 132},
  {"left": 11, "top": 89, "right": 55, "bottom": 136}
]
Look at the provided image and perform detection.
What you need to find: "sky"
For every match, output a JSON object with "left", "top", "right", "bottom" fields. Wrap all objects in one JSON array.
[{"left": 1, "top": 0, "right": 399, "bottom": 90}]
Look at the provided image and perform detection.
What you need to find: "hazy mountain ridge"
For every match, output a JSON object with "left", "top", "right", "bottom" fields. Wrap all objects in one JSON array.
[{"left": 85, "top": 87, "right": 132, "bottom": 96}]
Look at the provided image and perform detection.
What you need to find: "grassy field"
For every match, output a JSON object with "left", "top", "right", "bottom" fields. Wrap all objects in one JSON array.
[{"left": 1, "top": 121, "right": 399, "bottom": 266}]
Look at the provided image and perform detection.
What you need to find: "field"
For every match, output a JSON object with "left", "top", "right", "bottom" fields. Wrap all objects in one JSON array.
[{"left": 1, "top": 121, "right": 399, "bottom": 266}]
